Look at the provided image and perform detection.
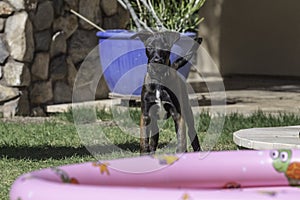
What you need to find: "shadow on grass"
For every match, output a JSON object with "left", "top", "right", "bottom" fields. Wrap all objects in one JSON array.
[
  {"left": 0, "top": 146, "right": 91, "bottom": 160},
  {"left": 0, "top": 142, "right": 144, "bottom": 160},
  {"left": 0, "top": 141, "right": 176, "bottom": 160}
]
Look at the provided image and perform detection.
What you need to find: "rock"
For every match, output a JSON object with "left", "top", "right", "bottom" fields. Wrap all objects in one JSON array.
[
  {"left": 0, "top": 35, "right": 9, "bottom": 64},
  {"left": 50, "top": 55, "right": 68, "bottom": 81},
  {"left": 75, "top": 56, "right": 97, "bottom": 86},
  {"left": 64, "top": 0, "right": 78, "bottom": 10},
  {"left": 78, "top": 49, "right": 109, "bottom": 99},
  {"left": 103, "top": 4, "right": 130, "bottom": 30},
  {"left": 96, "top": 77, "right": 109, "bottom": 99},
  {"left": 24, "top": 0, "right": 38, "bottom": 11},
  {"left": 68, "top": 29, "right": 98, "bottom": 64},
  {"left": 30, "top": 81, "right": 53, "bottom": 104},
  {"left": 33, "top": 1, "right": 54, "bottom": 31},
  {"left": 101, "top": 0, "right": 118, "bottom": 17},
  {"left": 66, "top": 56, "right": 77, "bottom": 88},
  {"left": 78, "top": 0, "right": 102, "bottom": 30},
  {"left": 53, "top": 81, "right": 72, "bottom": 103},
  {"left": 53, "top": 14, "right": 78, "bottom": 39},
  {"left": 3, "top": 59, "right": 31, "bottom": 87},
  {"left": 0, "top": 18, "right": 5, "bottom": 32},
  {"left": 0, "top": 84, "right": 19, "bottom": 103},
  {"left": 5, "top": 12, "right": 34, "bottom": 62},
  {"left": 31, "top": 106, "right": 46, "bottom": 117},
  {"left": 117, "top": 3, "right": 130, "bottom": 29},
  {"left": 0, "top": 66, "right": 2, "bottom": 79},
  {"left": 73, "top": 49, "right": 108, "bottom": 101},
  {"left": 17, "top": 89, "right": 30, "bottom": 116},
  {"left": 53, "top": 0, "right": 64, "bottom": 16},
  {"left": 32, "top": 53, "right": 50, "bottom": 81},
  {"left": 50, "top": 31, "right": 67, "bottom": 58},
  {"left": 7, "top": 0, "right": 25, "bottom": 11},
  {"left": 72, "top": 85, "right": 94, "bottom": 102},
  {"left": 2, "top": 97, "right": 20, "bottom": 118},
  {"left": 103, "top": 15, "right": 120, "bottom": 30},
  {"left": 0, "top": 2, "right": 14, "bottom": 17},
  {"left": 34, "top": 30, "right": 51, "bottom": 51}
]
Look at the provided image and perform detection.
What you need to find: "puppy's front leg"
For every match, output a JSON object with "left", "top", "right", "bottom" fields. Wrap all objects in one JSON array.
[
  {"left": 174, "top": 114, "right": 187, "bottom": 153},
  {"left": 140, "top": 114, "right": 150, "bottom": 155},
  {"left": 149, "top": 118, "right": 159, "bottom": 153}
]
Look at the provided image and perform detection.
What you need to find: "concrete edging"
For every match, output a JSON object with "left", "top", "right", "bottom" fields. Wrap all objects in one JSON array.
[{"left": 233, "top": 126, "right": 300, "bottom": 149}]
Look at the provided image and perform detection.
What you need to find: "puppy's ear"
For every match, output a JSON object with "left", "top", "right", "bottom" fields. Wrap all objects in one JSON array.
[
  {"left": 130, "top": 30, "right": 153, "bottom": 44},
  {"left": 171, "top": 36, "right": 203, "bottom": 71},
  {"left": 163, "top": 31, "right": 180, "bottom": 47}
]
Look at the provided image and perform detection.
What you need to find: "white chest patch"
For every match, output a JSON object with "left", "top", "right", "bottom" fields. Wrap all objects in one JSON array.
[
  {"left": 155, "top": 90, "right": 166, "bottom": 119},
  {"left": 155, "top": 90, "right": 160, "bottom": 101}
]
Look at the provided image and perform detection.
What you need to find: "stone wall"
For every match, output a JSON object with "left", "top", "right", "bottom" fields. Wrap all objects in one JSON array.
[{"left": 0, "top": 0, "right": 129, "bottom": 117}]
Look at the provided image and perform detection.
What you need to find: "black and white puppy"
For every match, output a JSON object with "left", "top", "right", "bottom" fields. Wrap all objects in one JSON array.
[{"left": 132, "top": 31, "right": 202, "bottom": 154}]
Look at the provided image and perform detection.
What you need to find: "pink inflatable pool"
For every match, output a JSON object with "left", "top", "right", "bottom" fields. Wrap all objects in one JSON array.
[{"left": 10, "top": 150, "right": 300, "bottom": 200}]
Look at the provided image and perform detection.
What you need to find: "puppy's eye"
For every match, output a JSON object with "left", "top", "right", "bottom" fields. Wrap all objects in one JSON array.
[
  {"left": 146, "top": 47, "right": 154, "bottom": 52},
  {"left": 161, "top": 51, "right": 170, "bottom": 57}
]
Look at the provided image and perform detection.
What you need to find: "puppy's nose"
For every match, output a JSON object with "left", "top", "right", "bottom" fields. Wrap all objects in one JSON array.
[
  {"left": 154, "top": 58, "right": 161, "bottom": 63},
  {"left": 152, "top": 56, "right": 164, "bottom": 64}
]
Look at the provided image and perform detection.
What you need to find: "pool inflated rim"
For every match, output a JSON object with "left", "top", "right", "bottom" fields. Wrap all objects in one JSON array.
[{"left": 10, "top": 150, "right": 300, "bottom": 200}]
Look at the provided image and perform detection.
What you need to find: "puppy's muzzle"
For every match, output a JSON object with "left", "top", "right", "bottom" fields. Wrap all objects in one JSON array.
[
  {"left": 151, "top": 57, "right": 164, "bottom": 64},
  {"left": 148, "top": 63, "right": 170, "bottom": 80}
]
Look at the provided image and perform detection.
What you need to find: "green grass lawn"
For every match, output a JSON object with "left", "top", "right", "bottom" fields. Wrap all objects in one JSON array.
[{"left": 1, "top": 110, "right": 300, "bottom": 199}]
